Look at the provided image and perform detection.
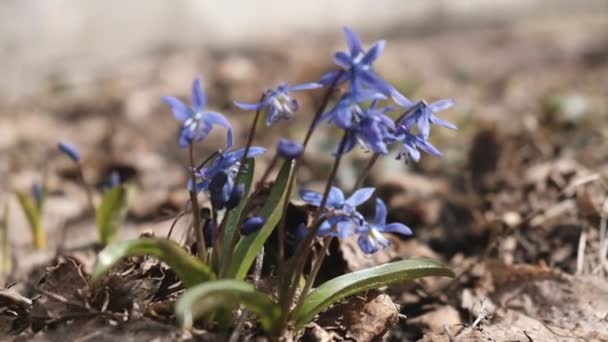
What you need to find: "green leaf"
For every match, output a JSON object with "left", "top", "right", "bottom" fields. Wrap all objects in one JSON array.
[
  {"left": 294, "top": 258, "right": 454, "bottom": 330},
  {"left": 15, "top": 192, "right": 45, "bottom": 249},
  {"left": 176, "top": 279, "right": 281, "bottom": 334},
  {"left": 92, "top": 238, "right": 215, "bottom": 287},
  {"left": 226, "top": 160, "right": 295, "bottom": 280},
  {"left": 95, "top": 185, "right": 133, "bottom": 246},
  {"left": 219, "top": 159, "right": 255, "bottom": 272}
]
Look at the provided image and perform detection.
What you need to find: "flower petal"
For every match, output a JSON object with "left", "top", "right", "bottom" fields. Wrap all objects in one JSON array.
[
  {"left": 327, "top": 186, "right": 345, "bottom": 208},
  {"left": 429, "top": 115, "right": 457, "bottom": 130},
  {"left": 334, "top": 52, "right": 352, "bottom": 69},
  {"left": 374, "top": 198, "right": 387, "bottom": 226},
  {"left": 162, "top": 96, "right": 191, "bottom": 122},
  {"left": 357, "top": 235, "right": 378, "bottom": 254},
  {"left": 288, "top": 82, "right": 323, "bottom": 92},
  {"left": 191, "top": 78, "right": 207, "bottom": 111},
  {"left": 234, "top": 101, "right": 264, "bottom": 111},
  {"left": 361, "top": 40, "right": 386, "bottom": 65},
  {"left": 343, "top": 27, "right": 363, "bottom": 56},
  {"left": 429, "top": 98, "right": 455, "bottom": 112},
  {"left": 299, "top": 189, "right": 322, "bottom": 206},
  {"left": 205, "top": 112, "right": 232, "bottom": 130},
  {"left": 381, "top": 223, "right": 413, "bottom": 236},
  {"left": 345, "top": 187, "right": 375, "bottom": 208}
]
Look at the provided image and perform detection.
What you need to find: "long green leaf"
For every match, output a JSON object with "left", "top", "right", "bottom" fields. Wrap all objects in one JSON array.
[
  {"left": 15, "top": 192, "right": 45, "bottom": 249},
  {"left": 219, "top": 159, "right": 255, "bottom": 271},
  {"left": 294, "top": 258, "right": 454, "bottom": 329},
  {"left": 176, "top": 279, "right": 281, "bottom": 334},
  {"left": 92, "top": 238, "right": 215, "bottom": 287},
  {"left": 96, "top": 185, "right": 132, "bottom": 246},
  {"left": 226, "top": 160, "right": 295, "bottom": 279}
]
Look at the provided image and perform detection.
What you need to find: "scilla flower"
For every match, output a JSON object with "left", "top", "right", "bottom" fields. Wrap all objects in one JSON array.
[
  {"left": 356, "top": 198, "right": 412, "bottom": 254},
  {"left": 300, "top": 186, "right": 374, "bottom": 237},
  {"left": 398, "top": 99, "right": 457, "bottom": 139},
  {"left": 163, "top": 78, "right": 233, "bottom": 148},
  {"left": 234, "top": 82, "right": 322, "bottom": 127},
  {"left": 277, "top": 138, "right": 304, "bottom": 160},
  {"left": 57, "top": 141, "right": 80, "bottom": 162}
]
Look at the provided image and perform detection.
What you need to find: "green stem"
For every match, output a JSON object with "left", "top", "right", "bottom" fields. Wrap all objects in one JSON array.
[
  {"left": 289, "top": 236, "right": 332, "bottom": 320},
  {"left": 278, "top": 132, "right": 347, "bottom": 334}
]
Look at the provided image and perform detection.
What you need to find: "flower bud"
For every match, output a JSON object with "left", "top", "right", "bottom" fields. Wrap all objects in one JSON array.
[
  {"left": 240, "top": 216, "right": 265, "bottom": 235},
  {"left": 57, "top": 141, "right": 80, "bottom": 162},
  {"left": 226, "top": 183, "right": 245, "bottom": 210},
  {"left": 277, "top": 138, "right": 303, "bottom": 160}
]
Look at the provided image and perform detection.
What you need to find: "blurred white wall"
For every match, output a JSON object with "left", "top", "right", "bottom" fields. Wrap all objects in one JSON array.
[{"left": 0, "top": 0, "right": 604, "bottom": 103}]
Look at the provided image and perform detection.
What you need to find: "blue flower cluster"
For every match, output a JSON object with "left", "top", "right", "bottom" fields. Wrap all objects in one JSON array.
[
  {"left": 300, "top": 186, "right": 411, "bottom": 254},
  {"left": 162, "top": 27, "right": 456, "bottom": 254}
]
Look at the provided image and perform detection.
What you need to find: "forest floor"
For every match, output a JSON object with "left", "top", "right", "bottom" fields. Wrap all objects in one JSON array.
[{"left": 1, "top": 12, "right": 608, "bottom": 342}]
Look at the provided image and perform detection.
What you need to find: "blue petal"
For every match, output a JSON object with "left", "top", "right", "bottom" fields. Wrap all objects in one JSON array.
[
  {"left": 429, "top": 99, "right": 455, "bottom": 112},
  {"left": 430, "top": 115, "right": 457, "bottom": 130},
  {"left": 319, "top": 70, "right": 348, "bottom": 86},
  {"left": 343, "top": 27, "right": 363, "bottom": 56},
  {"left": 403, "top": 142, "right": 421, "bottom": 162},
  {"left": 392, "top": 90, "right": 415, "bottom": 108},
  {"left": 418, "top": 113, "right": 431, "bottom": 138},
  {"left": 327, "top": 187, "right": 345, "bottom": 208},
  {"left": 245, "top": 146, "right": 266, "bottom": 158},
  {"left": 300, "top": 189, "right": 322, "bottom": 206},
  {"left": 234, "top": 101, "right": 264, "bottom": 111},
  {"left": 416, "top": 137, "right": 441, "bottom": 157},
  {"left": 162, "top": 96, "right": 191, "bottom": 122},
  {"left": 357, "top": 235, "right": 378, "bottom": 254},
  {"left": 205, "top": 112, "right": 232, "bottom": 130},
  {"left": 334, "top": 52, "right": 352, "bottom": 69},
  {"left": 361, "top": 40, "right": 386, "bottom": 65},
  {"left": 381, "top": 223, "right": 413, "bottom": 236},
  {"left": 374, "top": 198, "right": 387, "bottom": 226},
  {"left": 359, "top": 70, "right": 392, "bottom": 95},
  {"left": 288, "top": 82, "right": 323, "bottom": 92},
  {"left": 191, "top": 78, "right": 207, "bottom": 111},
  {"left": 266, "top": 106, "right": 279, "bottom": 126},
  {"left": 345, "top": 187, "right": 375, "bottom": 208}
]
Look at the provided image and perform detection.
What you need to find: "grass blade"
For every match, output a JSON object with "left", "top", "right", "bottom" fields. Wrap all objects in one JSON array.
[{"left": 95, "top": 185, "right": 133, "bottom": 246}]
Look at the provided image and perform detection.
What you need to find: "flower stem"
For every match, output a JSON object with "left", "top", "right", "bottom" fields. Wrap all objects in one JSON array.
[
  {"left": 216, "top": 94, "right": 266, "bottom": 276},
  {"left": 278, "top": 132, "right": 347, "bottom": 334},
  {"left": 188, "top": 144, "right": 207, "bottom": 263},
  {"left": 289, "top": 235, "right": 332, "bottom": 320},
  {"left": 352, "top": 153, "right": 380, "bottom": 191}
]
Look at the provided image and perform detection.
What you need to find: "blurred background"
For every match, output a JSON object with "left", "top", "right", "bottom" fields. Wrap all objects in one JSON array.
[{"left": 1, "top": 1, "right": 608, "bottom": 340}]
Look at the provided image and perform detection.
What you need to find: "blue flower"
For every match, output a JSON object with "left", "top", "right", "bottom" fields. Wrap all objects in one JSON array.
[
  {"left": 299, "top": 186, "right": 374, "bottom": 237},
  {"left": 234, "top": 82, "right": 322, "bottom": 126},
  {"left": 398, "top": 99, "right": 456, "bottom": 139},
  {"left": 192, "top": 146, "right": 266, "bottom": 193},
  {"left": 163, "top": 78, "right": 233, "bottom": 148},
  {"left": 319, "top": 27, "right": 410, "bottom": 104},
  {"left": 320, "top": 93, "right": 396, "bottom": 155},
  {"left": 392, "top": 130, "right": 441, "bottom": 163},
  {"left": 277, "top": 138, "right": 304, "bottom": 160},
  {"left": 57, "top": 141, "right": 80, "bottom": 162},
  {"left": 356, "top": 198, "right": 413, "bottom": 254}
]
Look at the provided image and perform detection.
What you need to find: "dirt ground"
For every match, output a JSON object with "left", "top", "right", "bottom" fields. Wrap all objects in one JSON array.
[{"left": 1, "top": 11, "right": 608, "bottom": 342}]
